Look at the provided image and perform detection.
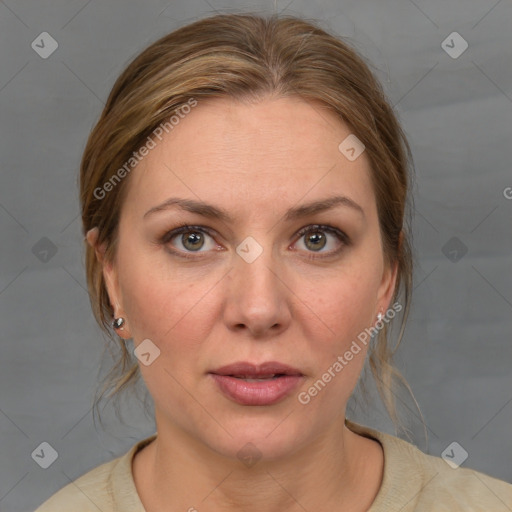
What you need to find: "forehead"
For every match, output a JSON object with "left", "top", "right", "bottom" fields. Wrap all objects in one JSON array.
[{"left": 122, "top": 96, "right": 375, "bottom": 222}]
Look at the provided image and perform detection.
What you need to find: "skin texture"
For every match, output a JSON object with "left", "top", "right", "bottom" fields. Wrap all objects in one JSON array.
[{"left": 87, "top": 96, "right": 398, "bottom": 511}]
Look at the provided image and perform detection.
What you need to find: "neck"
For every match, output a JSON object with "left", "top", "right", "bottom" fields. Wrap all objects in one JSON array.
[{"left": 133, "top": 415, "right": 383, "bottom": 512}]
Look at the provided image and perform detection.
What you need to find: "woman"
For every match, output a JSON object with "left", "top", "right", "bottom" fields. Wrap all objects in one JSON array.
[{"left": 35, "top": 12, "right": 512, "bottom": 512}]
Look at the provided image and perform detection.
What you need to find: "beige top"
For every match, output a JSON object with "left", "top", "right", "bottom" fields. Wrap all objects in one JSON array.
[{"left": 35, "top": 420, "right": 512, "bottom": 511}]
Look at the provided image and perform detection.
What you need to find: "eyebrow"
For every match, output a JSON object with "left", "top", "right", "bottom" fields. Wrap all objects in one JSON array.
[{"left": 143, "top": 195, "right": 365, "bottom": 222}]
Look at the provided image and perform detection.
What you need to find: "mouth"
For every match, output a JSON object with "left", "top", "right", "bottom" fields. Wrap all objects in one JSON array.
[
  {"left": 226, "top": 374, "right": 287, "bottom": 382},
  {"left": 210, "top": 361, "right": 303, "bottom": 378},
  {"left": 209, "top": 361, "right": 304, "bottom": 406}
]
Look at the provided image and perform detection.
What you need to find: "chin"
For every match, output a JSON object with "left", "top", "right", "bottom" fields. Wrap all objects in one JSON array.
[{"left": 201, "top": 412, "right": 308, "bottom": 462}]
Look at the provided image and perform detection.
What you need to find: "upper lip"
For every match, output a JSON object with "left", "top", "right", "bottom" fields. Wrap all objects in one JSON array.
[{"left": 210, "top": 361, "right": 303, "bottom": 377}]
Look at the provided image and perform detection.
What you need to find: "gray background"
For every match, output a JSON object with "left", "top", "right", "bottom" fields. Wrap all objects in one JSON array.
[{"left": 1, "top": 0, "right": 511, "bottom": 510}]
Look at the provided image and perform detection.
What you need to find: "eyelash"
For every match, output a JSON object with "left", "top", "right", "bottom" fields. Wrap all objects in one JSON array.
[{"left": 158, "top": 223, "right": 350, "bottom": 260}]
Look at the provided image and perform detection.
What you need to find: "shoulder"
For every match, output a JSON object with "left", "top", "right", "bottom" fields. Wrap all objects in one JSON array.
[
  {"left": 34, "top": 435, "right": 156, "bottom": 512},
  {"left": 346, "top": 419, "right": 512, "bottom": 512},
  {"left": 34, "top": 457, "right": 120, "bottom": 512}
]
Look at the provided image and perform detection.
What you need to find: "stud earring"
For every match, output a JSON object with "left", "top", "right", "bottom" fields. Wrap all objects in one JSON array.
[
  {"left": 112, "top": 317, "right": 125, "bottom": 330},
  {"left": 377, "top": 311, "right": 383, "bottom": 322}
]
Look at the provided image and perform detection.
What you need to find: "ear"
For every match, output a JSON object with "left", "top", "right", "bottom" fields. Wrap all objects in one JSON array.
[
  {"left": 86, "top": 227, "right": 131, "bottom": 339},
  {"left": 375, "top": 232, "right": 402, "bottom": 315}
]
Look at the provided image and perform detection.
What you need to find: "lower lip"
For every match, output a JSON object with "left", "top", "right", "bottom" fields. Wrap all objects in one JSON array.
[{"left": 209, "top": 374, "right": 303, "bottom": 406}]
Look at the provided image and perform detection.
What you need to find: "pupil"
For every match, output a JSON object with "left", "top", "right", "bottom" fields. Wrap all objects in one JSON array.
[
  {"left": 184, "top": 232, "right": 203, "bottom": 250},
  {"left": 307, "top": 232, "right": 325, "bottom": 251}
]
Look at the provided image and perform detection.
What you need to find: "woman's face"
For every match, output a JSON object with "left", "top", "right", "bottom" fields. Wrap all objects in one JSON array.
[{"left": 98, "top": 96, "right": 397, "bottom": 459}]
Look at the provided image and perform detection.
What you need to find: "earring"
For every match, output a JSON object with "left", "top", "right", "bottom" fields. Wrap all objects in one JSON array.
[
  {"left": 112, "top": 317, "right": 125, "bottom": 330},
  {"left": 377, "top": 311, "right": 383, "bottom": 322}
]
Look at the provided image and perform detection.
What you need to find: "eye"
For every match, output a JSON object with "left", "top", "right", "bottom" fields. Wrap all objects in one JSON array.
[
  {"left": 160, "top": 225, "right": 218, "bottom": 258},
  {"left": 292, "top": 224, "right": 349, "bottom": 258}
]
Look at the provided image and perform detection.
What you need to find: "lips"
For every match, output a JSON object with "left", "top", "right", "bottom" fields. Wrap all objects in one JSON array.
[
  {"left": 209, "top": 361, "right": 304, "bottom": 406},
  {"left": 210, "top": 361, "right": 303, "bottom": 378}
]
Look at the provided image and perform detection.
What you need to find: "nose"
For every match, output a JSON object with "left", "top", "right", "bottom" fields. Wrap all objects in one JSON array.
[{"left": 223, "top": 244, "right": 292, "bottom": 339}]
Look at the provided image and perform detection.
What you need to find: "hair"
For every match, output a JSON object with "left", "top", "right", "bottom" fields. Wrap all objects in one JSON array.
[{"left": 81, "top": 12, "right": 423, "bottom": 439}]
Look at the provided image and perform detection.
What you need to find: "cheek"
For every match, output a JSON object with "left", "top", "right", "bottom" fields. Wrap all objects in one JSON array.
[
  {"left": 297, "top": 269, "right": 379, "bottom": 413},
  {"left": 122, "top": 274, "right": 203, "bottom": 342},
  {"left": 118, "top": 265, "right": 215, "bottom": 402},
  {"left": 311, "top": 263, "right": 381, "bottom": 346},
  {"left": 117, "top": 249, "right": 221, "bottom": 358}
]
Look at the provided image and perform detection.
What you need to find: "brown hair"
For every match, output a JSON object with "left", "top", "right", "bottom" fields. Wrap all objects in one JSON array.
[{"left": 81, "top": 13, "right": 422, "bottom": 437}]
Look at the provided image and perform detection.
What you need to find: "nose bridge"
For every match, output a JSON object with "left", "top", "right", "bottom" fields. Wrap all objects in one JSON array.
[
  {"left": 225, "top": 234, "right": 290, "bottom": 335},
  {"left": 234, "top": 234, "right": 279, "bottom": 301}
]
